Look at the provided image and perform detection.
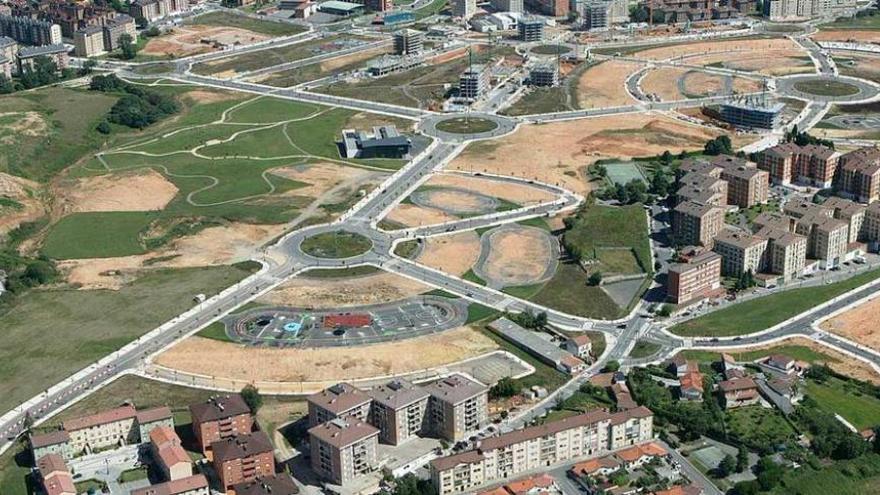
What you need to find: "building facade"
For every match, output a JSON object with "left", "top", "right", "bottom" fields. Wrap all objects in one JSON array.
[
  {"left": 666, "top": 250, "right": 722, "bottom": 304},
  {"left": 368, "top": 379, "right": 430, "bottom": 445},
  {"left": 211, "top": 432, "right": 275, "bottom": 490},
  {"left": 309, "top": 418, "right": 380, "bottom": 486},
  {"left": 712, "top": 230, "right": 768, "bottom": 276},
  {"left": 308, "top": 382, "right": 373, "bottom": 428},
  {"left": 0, "top": 14, "right": 61, "bottom": 46},
  {"left": 189, "top": 395, "right": 254, "bottom": 454},
  {"left": 672, "top": 201, "right": 724, "bottom": 247},
  {"left": 425, "top": 374, "right": 490, "bottom": 442}
]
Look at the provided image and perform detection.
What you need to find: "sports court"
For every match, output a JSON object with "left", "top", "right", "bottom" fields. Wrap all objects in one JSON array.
[
  {"left": 603, "top": 162, "right": 647, "bottom": 186},
  {"left": 224, "top": 296, "right": 469, "bottom": 348}
]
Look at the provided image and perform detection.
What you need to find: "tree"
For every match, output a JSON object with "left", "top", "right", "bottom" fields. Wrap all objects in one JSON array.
[
  {"left": 650, "top": 169, "right": 671, "bottom": 197},
  {"left": 730, "top": 480, "right": 760, "bottom": 495},
  {"left": 603, "top": 360, "right": 620, "bottom": 372},
  {"left": 588, "top": 271, "right": 603, "bottom": 286},
  {"left": 656, "top": 304, "right": 673, "bottom": 317},
  {"left": 717, "top": 454, "right": 736, "bottom": 478},
  {"left": 755, "top": 456, "right": 783, "bottom": 491},
  {"left": 736, "top": 445, "right": 749, "bottom": 473},
  {"left": 240, "top": 384, "right": 263, "bottom": 413},
  {"left": 79, "top": 59, "right": 97, "bottom": 76},
  {"left": 0, "top": 74, "right": 13, "bottom": 94},
  {"left": 661, "top": 150, "right": 673, "bottom": 165},
  {"left": 703, "top": 135, "right": 733, "bottom": 156},
  {"left": 489, "top": 377, "right": 518, "bottom": 399},
  {"left": 119, "top": 33, "right": 138, "bottom": 60},
  {"left": 96, "top": 120, "right": 111, "bottom": 134}
]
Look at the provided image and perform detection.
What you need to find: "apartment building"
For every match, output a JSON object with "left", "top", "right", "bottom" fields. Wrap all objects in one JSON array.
[
  {"left": 36, "top": 454, "right": 75, "bottom": 495},
  {"left": 63, "top": 405, "right": 139, "bottom": 456},
  {"left": 718, "top": 377, "right": 760, "bottom": 409},
  {"left": 714, "top": 156, "right": 770, "bottom": 208},
  {"left": 0, "top": 14, "right": 61, "bottom": 46},
  {"left": 393, "top": 29, "right": 424, "bottom": 55},
  {"left": 212, "top": 431, "right": 275, "bottom": 490},
  {"left": 425, "top": 374, "right": 489, "bottom": 442},
  {"left": 676, "top": 172, "right": 728, "bottom": 207},
  {"left": 757, "top": 143, "right": 839, "bottom": 187},
  {"left": 102, "top": 14, "right": 137, "bottom": 52},
  {"left": 459, "top": 64, "right": 489, "bottom": 100},
  {"left": 17, "top": 44, "right": 68, "bottom": 73},
  {"left": 712, "top": 230, "right": 768, "bottom": 276},
  {"left": 307, "top": 383, "right": 372, "bottom": 428},
  {"left": 150, "top": 426, "right": 192, "bottom": 481},
  {"left": 190, "top": 395, "right": 254, "bottom": 454},
  {"left": 518, "top": 16, "right": 543, "bottom": 41},
  {"left": 430, "top": 407, "right": 653, "bottom": 495},
  {"left": 864, "top": 202, "right": 880, "bottom": 250},
  {"left": 129, "top": 0, "right": 189, "bottom": 24},
  {"left": 233, "top": 476, "right": 300, "bottom": 495},
  {"left": 666, "top": 249, "right": 723, "bottom": 304},
  {"left": 836, "top": 147, "right": 880, "bottom": 204},
  {"left": 130, "top": 474, "right": 210, "bottom": 495},
  {"left": 137, "top": 406, "right": 174, "bottom": 442},
  {"left": 756, "top": 227, "right": 807, "bottom": 282},
  {"left": 368, "top": 379, "right": 431, "bottom": 445},
  {"left": 30, "top": 431, "right": 72, "bottom": 461},
  {"left": 764, "top": 0, "right": 856, "bottom": 21},
  {"left": 309, "top": 418, "right": 380, "bottom": 486},
  {"left": 453, "top": 0, "right": 477, "bottom": 19},
  {"left": 73, "top": 25, "right": 104, "bottom": 57},
  {"left": 490, "top": 0, "right": 523, "bottom": 12},
  {"left": 803, "top": 216, "right": 849, "bottom": 268},
  {"left": 823, "top": 196, "right": 866, "bottom": 244},
  {"left": 672, "top": 201, "right": 724, "bottom": 247}
]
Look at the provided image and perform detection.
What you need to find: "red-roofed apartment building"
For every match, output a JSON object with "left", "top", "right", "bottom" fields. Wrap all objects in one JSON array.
[
  {"left": 211, "top": 431, "right": 275, "bottom": 490},
  {"left": 189, "top": 395, "right": 254, "bottom": 455},
  {"left": 36, "top": 454, "right": 75, "bottom": 495},
  {"left": 63, "top": 405, "right": 139, "bottom": 455},
  {"left": 150, "top": 426, "right": 192, "bottom": 481},
  {"left": 130, "top": 474, "right": 210, "bottom": 495}
]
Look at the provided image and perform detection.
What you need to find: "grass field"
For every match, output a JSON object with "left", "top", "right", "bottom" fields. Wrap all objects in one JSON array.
[
  {"left": 300, "top": 266, "right": 381, "bottom": 278},
  {"left": 823, "top": 12, "right": 880, "bottom": 30},
  {"left": 191, "top": 35, "right": 370, "bottom": 76},
  {"left": 630, "top": 340, "right": 661, "bottom": 359},
  {"left": 563, "top": 204, "right": 652, "bottom": 275},
  {"left": 0, "top": 262, "right": 258, "bottom": 415},
  {"left": 435, "top": 117, "right": 498, "bottom": 134},
  {"left": 805, "top": 377, "right": 880, "bottom": 430},
  {"left": 500, "top": 86, "right": 573, "bottom": 116},
  {"left": 773, "top": 454, "right": 880, "bottom": 495},
  {"left": 725, "top": 406, "right": 797, "bottom": 450},
  {"left": 531, "top": 262, "right": 624, "bottom": 320},
  {"left": 531, "top": 44, "right": 571, "bottom": 55},
  {"left": 480, "top": 326, "right": 568, "bottom": 392},
  {"left": 793, "top": 80, "right": 861, "bottom": 97},
  {"left": 595, "top": 248, "right": 643, "bottom": 275},
  {"left": 0, "top": 87, "right": 118, "bottom": 181},
  {"left": 197, "top": 321, "right": 232, "bottom": 341},
  {"left": 186, "top": 11, "right": 307, "bottom": 37},
  {"left": 670, "top": 268, "right": 880, "bottom": 337},
  {"left": 300, "top": 231, "right": 372, "bottom": 258},
  {"left": 681, "top": 344, "right": 838, "bottom": 365},
  {"left": 42, "top": 212, "right": 157, "bottom": 259}
]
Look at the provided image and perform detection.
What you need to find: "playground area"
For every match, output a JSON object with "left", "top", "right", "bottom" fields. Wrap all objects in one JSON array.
[{"left": 224, "top": 295, "right": 469, "bottom": 347}]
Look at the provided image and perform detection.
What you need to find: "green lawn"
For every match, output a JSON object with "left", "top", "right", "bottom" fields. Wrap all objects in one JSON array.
[
  {"left": 118, "top": 467, "right": 149, "bottom": 483},
  {"left": 197, "top": 321, "right": 232, "bottom": 342},
  {"left": 0, "top": 263, "right": 258, "bottom": 415},
  {"left": 463, "top": 268, "right": 487, "bottom": 286},
  {"left": 670, "top": 268, "right": 880, "bottom": 337},
  {"left": 435, "top": 117, "right": 498, "bottom": 134},
  {"left": 563, "top": 204, "right": 652, "bottom": 274},
  {"left": 466, "top": 303, "right": 498, "bottom": 324},
  {"left": 531, "top": 44, "right": 571, "bottom": 55},
  {"left": 530, "top": 262, "right": 624, "bottom": 320},
  {"left": 630, "top": 340, "right": 661, "bottom": 359},
  {"left": 191, "top": 35, "right": 369, "bottom": 75},
  {"left": 300, "top": 266, "right": 381, "bottom": 278},
  {"left": 725, "top": 406, "right": 797, "bottom": 451},
  {"left": 805, "top": 377, "right": 880, "bottom": 431},
  {"left": 596, "top": 248, "right": 643, "bottom": 275},
  {"left": 0, "top": 87, "right": 118, "bottom": 181},
  {"left": 42, "top": 211, "right": 157, "bottom": 259},
  {"left": 772, "top": 454, "right": 880, "bottom": 495},
  {"left": 681, "top": 344, "right": 839, "bottom": 365},
  {"left": 822, "top": 12, "right": 880, "bottom": 30},
  {"left": 500, "top": 87, "right": 572, "bottom": 116},
  {"left": 394, "top": 239, "right": 421, "bottom": 259},
  {"left": 793, "top": 80, "right": 861, "bottom": 97},
  {"left": 300, "top": 231, "right": 372, "bottom": 258},
  {"left": 186, "top": 11, "right": 307, "bottom": 36}
]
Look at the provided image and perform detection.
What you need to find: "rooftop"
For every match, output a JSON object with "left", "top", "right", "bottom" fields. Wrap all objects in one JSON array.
[
  {"left": 130, "top": 474, "right": 209, "bottom": 495},
  {"left": 308, "top": 383, "right": 371, "bottom": 415},
  {"left": 137, "top": 406, "right": 173, "bottom": 424},
  {"left": 211, "top": 431, "right": 274, "bottom": 463},
  {"left": 233, "top": 476, "right": 300, "bottom": 495},
  {"left": 714, "top": 229, "right": 767, "bottom": 250},
  {"left": 189, "top": 394, "right": 250, "bottom": 423},
  {"left": 368, "top": 379, "right": 430, "bottom": 411},
  {"left": 423, "top": 373, "right": 488, "bottom": 405},
  {"left": 19, "top": 44, "right": 67, "bottom": 58},
  {"left": 30, "top": 430, "right": 69, "bottom": 448},
  {"left": 308, "top": 418, "right": 379, "bottom": 449},
  {"left": 63, "top": 405, "right": 136, "bottom": 432}
]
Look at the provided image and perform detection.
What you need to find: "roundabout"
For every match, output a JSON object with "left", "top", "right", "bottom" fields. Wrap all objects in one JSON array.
[
  {"left": 530, "top": 44, "right": 571, "bottom": 56},
  {"left": 420, "top": 112, "right": 518, "bottom": 142},
  {"left": 777, "top": 74, "right": 880, "bottom": 103},
  {"left": 299, "top": 230, "right": 373, "bottom": 259},
  {"left": 410, "top": 186, "right": 499, "bottom": 216}
]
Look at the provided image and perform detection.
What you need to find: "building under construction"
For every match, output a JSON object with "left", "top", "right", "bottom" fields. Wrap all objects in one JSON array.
[
  {"left": 528, "top": 63, "right": 558, "bottom": 86},
  {"left": 718, "top": 96, "right": 784, "bottom": 130}
]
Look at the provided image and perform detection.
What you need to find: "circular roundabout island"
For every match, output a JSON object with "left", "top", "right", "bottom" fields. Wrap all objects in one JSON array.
[
  {"left": 300, "top": 230, "right": 372, "bottom": 259},
  {"left": 792, "top": 79, "right": 861, "bottom": 97},
  {"left": 530, "top": 44, "right": 571, "bottom": 55},
  {"left": 777, "top": 75, "right": 879, "bottom": 103},
  {"left": 434, "top": 116, "right": 499, "bottom": 134}
]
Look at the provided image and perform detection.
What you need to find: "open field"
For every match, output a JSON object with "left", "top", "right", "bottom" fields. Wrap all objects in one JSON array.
[
  {"left": 805, "top": 377, "right": 880, "bottom": 430},
  {"left": 564, "top": 204, "right": 652, "bottom": 275},
  {"left": 632, "top": 36, "right": 799, "bottom": 62},
  {"left": 435, "top": 117, "right": 498, "bottom": 134},
  {"left": 385, "top": 203, "right": 457, "bottom": 227},
  {"left": 794, "top": 79, "right": 861, "bottom": 97},
  {"left": 822, "top": 296, "right": 880, "bottom": 352},
  {"left": 43, "top": 211, "right": 157, "bottom": 259},
  {"left": 835, "top": 51, "right": 880, "bottom": 85},
  {"left": 191, "top": 35, "right": 372, "bottom": 77},
  {"left": 141, "top": 25, "right": 270, "bottom": 59},
  {"left": 501, "top": 86, "right": 573, "bottom": 116},
  {"left": 256, "top": 45, "right": 393, "bottom": 87},
  {"left": 421, "top": 173, "right": 556, "bottom": 205},
  {"left": 822, "top": 13, "right": 880, "bottom": 30},
  {"left": 726, "top": 406, "right": 796, "bottom": 450},
  {"left": 640, "top": 68, "right": 762, "bottom": 100},
  {"left": 184, "top": 11, "right": 308, "bottom": 37},
  {"left": 813, "top": 29, "right": 880, "bottom": 42},
  {"left": 0, "top": 262, "right": 258, "bottom": 415},
  {"left": 530, "top": 262, "right": 624, "bottom": 319},
  {"left": 680, "top": 337, "right": 880, "bottom": 384},
  {"left": 300, "top": 231, "right": 372, "bottom": 258},
  {"left": 57, "top": 169, "right": 178, "bottom": 214},
  {"left": 575, "top": 60, "right": 642, "bottom": 108},
  {"left": 317, "top": 45, "right": 519, "bottom": 110},
  {"left": 415, "top": 231, "right": 481, "bottom": 276},
  {"left": 0, "top": 87, "right": 118, "bottom": 181},
  {"left": 479, "top": 226, "right": 554, "bottom": 287},
  {"left": 0, "top": 172, "right": 43, "bottom": 235},
  {"left": 670, "top": 268, "right": 880, "bottom": 337},
  {"left": 449, "top": 112, "right": 743, "bottom": 196},
  {"left": 154, "top": 326, "right": 498, "bottom": 383},
  {"left": 257, "top": 269, "right": 431, "bottom": 308}
]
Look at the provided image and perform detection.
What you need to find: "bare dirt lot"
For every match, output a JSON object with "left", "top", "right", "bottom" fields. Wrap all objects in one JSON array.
[
  {"left": 422, "top": 173, "right": 556, "bottom": 205},
  {"left": 812, "top": 30, "right": 880, "bottom": 44},
  {"left": 257, "top": 270, "right": 431, "bottom": 308},
  {"left": 385, "top": 203, "right": 458, "bottom": 227},
  {"left": 450, "top": 113, "right": 745, "bottom": 195},
  {"left": 142, "top": 25, "right": 270, "bottom": 58},
  {"left": 480, "top": 227, "right": 554, "bottom": 287},
  {"left": 154, "top": 326, "right": 498, "bottom": 383},
  {"left": 415, "top": 231, "right": 482, "bottom": 276},
  {"left": 822, "top": 296, "right": 880, "bottom": 354},
  {"left": 56, "top": 169, "right": 178, "bottom": 215},
  {"left": 576, "top": 60, "right": 642, "bottom": 108},
  {"left": 642, "top": 68, "right": 762, "bottom": 100},
  {"left": 714, "top": 337, "right": 880, "bottom": 385},
  {"left": 58, "top": 223, "right": 286, "bottom": 290},
  {"left": 634, "top": 37, "right": 802, "bottom": 62},
  {"left": 0, "top": 172, "right": 44, "bottom": 235},
  {"left": 271, "top": 162, "right": 384, "bottom": 198}
]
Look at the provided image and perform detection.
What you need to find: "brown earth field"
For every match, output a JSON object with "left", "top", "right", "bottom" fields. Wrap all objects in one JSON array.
[
  {"left": 415, "top": 231, "right": 482, "bottom": 276},
  {"left": 481, "top": 227, "right": 553, "bottom": 286},
  {"left": 55, "top": 169, "right": 178, "bottom": 215},
  {"left": 450, "top": 113, "right": 753, "bottom": 195},
  {"left": 0, "top": 172, "right": 44, "bottom": 235},
  {"left": 270, "top": 161, "right": 386, "bottom": 198},
  {"left": 711, "top": 337, "right": 880, "bottom": 385},
  {"left": 633, "top": 37, "right": 802, "bottom": 61},
  {"left": 685, "top": 49, "right": 814, "bottom": 77},
  {"left": 257, "top": 270, "right": 431, "bottom": 308},
  {"left": 822, "top": 296, "right": 880, "bottom": 354},
  {"left": 154, "top": 326, "right": 498, "bottom": 383},
  {"left": 58, "top": 223, "right": 286, "bottom": 290},
  {"left": 812, "top": 30, "right": 880, "bottom": 43},
  {"left": 641, "top": 68, "right": 762, "bottom": 101},
  {"left": 385, "top": 203, "right": 458, "bottom": 227},
  {"left": 576, "top": 60, "right": 642, "bottom": 108},
  {"left": 422, "top": 173, "right": 556, "bottom": 205},
  {"left": 141, "top": 25, "right": 270, "bottom": 58}
]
